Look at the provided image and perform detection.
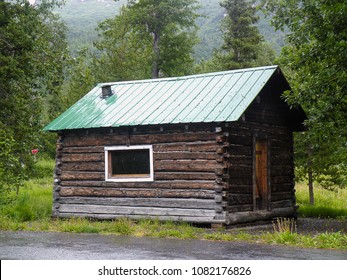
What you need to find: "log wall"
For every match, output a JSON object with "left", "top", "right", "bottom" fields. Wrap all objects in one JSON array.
[
  {"left": 225, "top": 84, "right": 297, "bottom": 222},
  {"left": 52, "top": 124, "right": 227, "bottom": 223}
]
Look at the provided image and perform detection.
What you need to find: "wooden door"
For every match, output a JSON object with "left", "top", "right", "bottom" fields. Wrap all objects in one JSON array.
[{"left": 255, "top": 139, "right": 269, "bottom": 210}]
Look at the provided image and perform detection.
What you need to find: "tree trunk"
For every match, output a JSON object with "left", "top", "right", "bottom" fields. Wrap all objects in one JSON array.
[
  {"left": 307, "top": 146, "right": 314, "bottom": 205},
  {"left": 151, "top": 32, "right": 160, "bottom": 79}
]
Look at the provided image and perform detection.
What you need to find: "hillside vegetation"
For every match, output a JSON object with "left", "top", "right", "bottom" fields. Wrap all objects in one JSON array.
[{"left": 55, "top": 0, "right": 284, "bottom": 60}]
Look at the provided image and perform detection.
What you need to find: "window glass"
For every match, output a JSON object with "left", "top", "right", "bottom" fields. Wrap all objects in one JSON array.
[{"left": 111, "top": 149, "right": 150, "bottom": 176}]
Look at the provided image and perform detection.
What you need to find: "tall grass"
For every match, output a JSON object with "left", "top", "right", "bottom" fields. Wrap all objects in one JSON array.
[
  {"left": 1, "top": 177, "right": 53, "bottom": 222},
  {"left": 295, "top": 183, "right": 347, "bottom": 219}
]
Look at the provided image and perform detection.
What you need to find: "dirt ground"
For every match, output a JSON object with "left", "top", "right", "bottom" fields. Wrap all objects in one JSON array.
[{"left": 227, "top": 218, "right": 347, "bottom": 235}]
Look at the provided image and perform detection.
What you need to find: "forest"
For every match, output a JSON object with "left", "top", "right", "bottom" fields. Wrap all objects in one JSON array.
[{"left": 0, "top": 0, "right": 346, "bottom": 207}]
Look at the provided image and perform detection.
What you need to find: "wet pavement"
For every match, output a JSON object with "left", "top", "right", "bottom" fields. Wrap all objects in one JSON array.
[{"left": 0, "top": 230, "right": 346, "bottom": 260}]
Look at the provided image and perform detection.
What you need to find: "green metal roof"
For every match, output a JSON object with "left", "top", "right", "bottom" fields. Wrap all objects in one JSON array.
[{"left": 44, "top": 65, "right": 282, "bottom": 131}]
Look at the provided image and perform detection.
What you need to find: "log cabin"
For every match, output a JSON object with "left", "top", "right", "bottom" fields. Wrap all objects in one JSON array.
[{"left": 44, "top": 65, "right": 306, "bottom": 225}]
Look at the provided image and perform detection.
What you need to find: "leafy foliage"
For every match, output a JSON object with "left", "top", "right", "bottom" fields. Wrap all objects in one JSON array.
[
  {"left": 0, "top": 0, "right": 68, "bottom": 198},
  {"left": 261, "top": 0, "right": 347, "bottom": 190}
]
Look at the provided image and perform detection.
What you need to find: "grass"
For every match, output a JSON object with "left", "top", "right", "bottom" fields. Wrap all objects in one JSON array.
[
  {"left": 0, "top": 158, "right": 346, "bottom": 250},
  {"left": 295, "top": 183, "right": 347, "bottom": 219}
]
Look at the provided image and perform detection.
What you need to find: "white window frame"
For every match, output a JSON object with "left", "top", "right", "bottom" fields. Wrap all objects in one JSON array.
[{"left": 104, "top": 145, "right": 154, "bottom": 182}]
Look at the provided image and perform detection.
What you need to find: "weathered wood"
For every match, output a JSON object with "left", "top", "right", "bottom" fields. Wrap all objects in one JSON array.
[
  {"left": 60, "top": 172, "right": 104, "bottom": 181},
  {"left": 58, "top": 197, "right": 216, "bottom": 209},
  {"left": 271, "top": 199, "right": 294, "bottom": 208},
  {"left": 62, "top": 153, "right": 104, "bottom": 162},
  {"left": 55, "top": 212, "right": 226, "bottom": 224},
  {"left": 154, "top": 152, "right": 216, "bottom": 160},
  {"left": 229, "top": 185, "right": 253, "bottom": 194},
  {"left": 63, "top": 146, "right": 104, "bottom": 154},
  {"left": 59, "top": 204, "right": 216, "bottom": 217},
  {"left": 271, "top": 176, "right": 292, "bottom": 184},
  {"left": 63, "top": 132, "right": 216, "bottom": 147},
  {"left": 271, "top": 192, "right": 294, "bottom": 201},
  {"left": 61, "top": 180, "right": 215, "bottom": 190},
  {"left": 229, "top": 155, "right": 252, "bottom": 165},
  {"left": 154, "top": 141, "right": 217, "bottom": 152},
  {"left": 272, "top": 183, "right": 294, "bottom": 192},
  {"left": 154, "top": 172, "right": 216, "bottom": 180},
  {"left": 229, "top": 144, "right": 252, "bottom": 156},
  {"left": 271, "top": 165, "right": 293, "bottom": 176},
  {"left": 62, "top": 162, "right": 105, "bottom": 172},
  {"left": 226, "top": 207, "right": 295, "bottom": 225},
  {"left": 155, "top": 160, "right": 218, "bottom": 172},
  {"left": 229, "top": 166, "right": 252, "bottom": 178},
  {"left": 59, "top": 187, "right": 215, "bottom": 199},
  {"left": 225, "top": 205, "right": 253, "bottom": 212},
  {"left": 228, "top": 134, "right": 253, "bottom": 146},
  {"left": 227, "top": 194, "right": 253, "bottom": 205}
]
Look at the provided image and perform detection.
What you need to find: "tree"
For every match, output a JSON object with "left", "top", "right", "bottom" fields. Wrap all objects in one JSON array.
[
  {"left": 261, "top": 0, "right": 347, "bottom": 202},
  {"left": 219, "top": 0, "right": 264, "bottom": 69},
  {"left": 96, "top": 0, "right": 200, "bottom": 80},
  {"left": 195, "top": 0, "right": 275, "bottom": 73},
  {"left": 0, "top": 0, "right": 68, "bottom": 197},
  {"left": 94, "top": 6, "right": 153, "bottom": 81}
]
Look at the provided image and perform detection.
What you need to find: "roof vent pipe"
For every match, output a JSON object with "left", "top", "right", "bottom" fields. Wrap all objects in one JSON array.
[{"left": 101, "top": 85, "right": 113, "bottom": 98}]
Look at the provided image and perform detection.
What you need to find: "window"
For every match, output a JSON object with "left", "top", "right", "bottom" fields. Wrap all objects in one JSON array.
[{"left": 105, "top": 145, "right": 154, "bottom": 182}]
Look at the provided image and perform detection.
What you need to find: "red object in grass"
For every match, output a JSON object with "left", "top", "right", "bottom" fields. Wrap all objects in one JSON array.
[{"left": 31, "top": 149, "right": 39, "bottom": 155}]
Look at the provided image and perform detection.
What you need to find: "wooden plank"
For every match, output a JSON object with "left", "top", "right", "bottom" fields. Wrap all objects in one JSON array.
[
  {"left": 228, "top": 135, "right": 252, "bottom": 146},
  {"left": 60, "top": 172, "right": 104, "bottom": 181},
  {"left": 229, "top": 166, "right": 252, "bottom": 178},
  {"left": 229, "top": 185, "right": 253, "bottom": 194},
  {"left": 271, "top": 199, "right": 294, "bottom": 208},
  {"left": 272, "top": 192, "right": 293, "bottom": 201},
  {"left": 63, "top": 132, "right": 216, "bottom": 147},
  {"left": 59, "top": 187, "right": 215, "bottom": 199},
  {"left": 58, "top": 204, "right": 216, "bottom": 217},
  {"left": 63, "top": 146, "right": 104, "bottom": 154},
  {"left": 155, "top": 172, "right": 216, "bottom": 181},
  {"left": 226, "top": 207, "right": 295, "bottom": 225},
  {"left": 61, "top": 180, "right": 215, "bottom": 190},
  {"left": 55, "top": 212, "right": 225, "bottom": 224},
  {"left": 226, "top": 205, "right": 253, "bottom": 212},
  {"left": 229, "top": 155, "right": 252, "bottom": 165},
  {"left": 271, "top": 165, "right": 293, "bottom": 176},
  {"left": 62, "top": 162, "right": 104, "bottom": 172},
  {"left": 272, "top": 183, "right": 294, "bottom": 192},
  {"left": 154, "top": 152, "right": 216, "bottom": 160},
  {"left": 227, "top": 194, "right": 253, "bottom": 205},
  {"left": 62, "top": 153, "right": 104, "bottom": 162},
  {"left": 154, "top": 160, "right": 218, "bottom": 172},
  {"left": 229, "top": 144, "right": 252, "bottom": 156},
  {"left": 154, "top": 141, "right": 217, "bottom": 152},
  {"left": 128, "top": 132, "right": 216, "bottom": 144},
  {"left": 58, "top": 197, "right": 216, "bottom": 209}
]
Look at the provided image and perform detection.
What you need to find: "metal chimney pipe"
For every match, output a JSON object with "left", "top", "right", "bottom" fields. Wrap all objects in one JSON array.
[{"left": 101, "top": 85, "right": 113, "bottom": 98}]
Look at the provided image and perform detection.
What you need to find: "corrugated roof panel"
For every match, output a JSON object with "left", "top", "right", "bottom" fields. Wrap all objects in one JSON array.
[
  {"left": 115, "top": 80, "right": 170, "bottom": 126},
  {"left": 177, "top": 73, "right": 225, "bottom": 123},
  {"left": 44, "top": 66, "right": 280, "bottom": 131},
  {"left": 140, "top": 79, "right": 187, "bottom": 125},
  {"left": 171, "top": 75, "right": 215, "bottom": 123},
  {"left": 143, "top": 77, "right": 196, "bottom": 124},
  {"left": 157, "top": 75, "right": 210, "bottom": 124},
  {"left": 206, "top": 69, "right": 260, "bottom": 122},
  {"left": 189, "top": 73, "right": 237, "bottom": 123}
]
